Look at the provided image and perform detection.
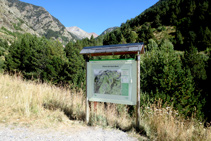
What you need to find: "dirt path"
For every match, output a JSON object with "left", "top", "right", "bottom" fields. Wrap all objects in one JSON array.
[{"left": 0, "top": 124, "right": 140, "bottom": 141}]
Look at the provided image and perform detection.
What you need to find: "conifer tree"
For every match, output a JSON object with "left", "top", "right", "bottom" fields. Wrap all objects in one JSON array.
[
  {"left": 141, "top": 39, "right": 203, "bottom": 118},
  {"left": 64, "top": 42, "right": 85, "bottom": 88},
  {"left": 120, "top": 34, "right": 127, "bottom": 44}
]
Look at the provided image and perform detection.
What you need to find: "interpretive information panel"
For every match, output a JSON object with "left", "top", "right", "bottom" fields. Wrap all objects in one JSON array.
[{"left": 87, "top": 59, "right": 137, "bottom": 105}]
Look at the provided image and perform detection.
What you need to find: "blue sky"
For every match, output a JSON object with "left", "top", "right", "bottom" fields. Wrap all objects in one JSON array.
[{"left": 20, "top": 0, "right": 159, "bottom": 35}]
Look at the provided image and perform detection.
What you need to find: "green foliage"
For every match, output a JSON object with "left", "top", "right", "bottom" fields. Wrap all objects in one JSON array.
[
  {"left": 175, "top": 0, "right": 211, "bottom": 51},
  {"left": 181, "top": 45, "right": 208, "bottom": 119},
  {"left": 103, "top": 33, "right": 118, "bottom": 45},
  {"left": 0, "top": 39, "right": 8, "bottom": 72},
  {"left": 44, "top": 28, "right": 75, "bottom": 44},
  {"left": 0, "top": 58, "right": 4, "bottom": 73},
  {"left": 182, "top": 46, "right": 207, "bottom": 82},
  {"left": 4, "top": 34, "right": 67, "bottom": 84},
  {"left": 102, "top": 0, "right": 210, "bottom": 52},
  {"left": 62, "top": 35, "right": 105, "bottom": 88},
  {"left": 126, "top": 31, "right": 138, "bottom": 43},
  {"left": 0, "top": 39, "right": 8, "bottom": 56},
  {"left": 64, "top": 42, "right": 85, "bottom": 88},
  {"left": 1, "top": 27, "right": 15, "bottom": 36},
  {"left": 1, "top": 26, "right": 23, "bottom": 38},
  {"left": 45, "top": 29, "right": 60, "bottom": 39},
  {"left": 204, "top": 52, "right": 211, "bottom": 120},
  {"left": 141, "top": 39, "right": 204, "bottom": 118},
  {"left": 3, "top": 33, "right": 105, "bottom": 89},
  {"left": 13, "top": 20, "right": 23, "bottom": 31},
  {"left": 137, "top": 24, "right": 155, "bottom": 44}
]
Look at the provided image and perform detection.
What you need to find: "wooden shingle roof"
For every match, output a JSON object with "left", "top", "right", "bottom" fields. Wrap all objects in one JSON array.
[{"left": 80, "top": 43, "right": 144, "bottom": 56}]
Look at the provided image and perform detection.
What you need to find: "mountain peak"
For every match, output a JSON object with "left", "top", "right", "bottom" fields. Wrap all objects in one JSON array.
[{"left": 66, "top": 26, "right": 98, "bottom": 39}]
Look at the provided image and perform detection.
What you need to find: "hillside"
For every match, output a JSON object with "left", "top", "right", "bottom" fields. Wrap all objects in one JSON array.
[
  {"left": 0, "top": 0, "right": 77, "bottom": 43},
  {"left": 100, "top": 27, "right": 118, "bottom": 36},
  {"left": 103, "top": 0, "right": 211, "bottom": 51}
]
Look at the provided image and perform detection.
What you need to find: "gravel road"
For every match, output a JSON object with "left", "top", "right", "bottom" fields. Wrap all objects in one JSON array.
[{"left": 0, "top": 125, "right": 138, "bottom": 141}]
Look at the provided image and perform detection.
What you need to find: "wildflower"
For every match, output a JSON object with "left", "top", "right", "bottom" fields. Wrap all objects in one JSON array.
[{"left": 5, "top": 96, "right": 8, "bottom": 99}]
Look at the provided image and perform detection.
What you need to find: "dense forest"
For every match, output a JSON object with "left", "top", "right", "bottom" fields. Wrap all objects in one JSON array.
[{"left": 0, "top": 0, "right": 211, "bottom": 121}]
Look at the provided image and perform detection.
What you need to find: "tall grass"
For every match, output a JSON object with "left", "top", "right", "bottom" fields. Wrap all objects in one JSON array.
[
  {"left": 0, "top": 73, "right": 73, "bottom": 127},
  {"left": 141, "top": 99, "right": 211, "bottom": 140},
  {"left": 0, "top": 73, "right": 211, "bottom": 140},
  {"left": 0, "top": 73, "right": 133, "bottom": 129}
]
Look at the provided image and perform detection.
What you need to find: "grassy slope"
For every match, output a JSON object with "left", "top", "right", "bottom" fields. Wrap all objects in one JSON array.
[
  {"left": 0, "top": 73, "right": 210, "bottom": 140},
  {"left": 0, "top": 73, "right": 74, "bottom": 127},
  {"left": 0, "top": 73, "right": 133, "bottom": 129}
]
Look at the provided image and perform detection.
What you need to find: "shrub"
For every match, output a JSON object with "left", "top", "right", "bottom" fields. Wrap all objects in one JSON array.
[{"left": 141, "top": 39, "right": 204, "bottom": 118}]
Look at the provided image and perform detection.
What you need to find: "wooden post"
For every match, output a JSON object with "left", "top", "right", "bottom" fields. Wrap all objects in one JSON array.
[
  {"left": 85, "top": 56, "right": 90, "bottom": 124},
  {"left": 136, "top": 51, "right": 141, "bottom": 129},
  {"left": 85, "top": 96, "right": 90, "bottom": 124},
  {"left": 94, "top": 101, "right": 97, "bottom": 113}
]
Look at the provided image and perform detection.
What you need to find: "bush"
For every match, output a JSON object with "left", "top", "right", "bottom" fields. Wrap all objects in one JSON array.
[{"left": 141, "top": 39, "right": 204, "bottom": 118}]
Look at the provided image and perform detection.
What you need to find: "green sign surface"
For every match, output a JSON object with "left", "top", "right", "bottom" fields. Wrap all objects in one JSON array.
[{"left": 87, "top": 59, "right": 137, "bottom": 105}]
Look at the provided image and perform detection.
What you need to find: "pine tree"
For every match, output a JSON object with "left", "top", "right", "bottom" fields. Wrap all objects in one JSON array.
[
  {"left": 0, "top": 39, "right": 9, "bottom": 72},
  {"left": 120, "top": 34, "right": 127, "bottom": 44},
  {"left": 127, "top": 31, "right": 138, "bottom": 43},
  {"left": 64, "top": 42, "right": 85, "bottom": 88},
  {"left": 141, "top": 39, "right": 203, "bottom": 118},
  {"left": 154, "top": 14, "right": 161, "bottom": 27}
]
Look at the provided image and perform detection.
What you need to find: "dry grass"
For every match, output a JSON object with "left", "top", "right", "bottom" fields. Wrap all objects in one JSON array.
[
  {"left": 0, "top": 73, "right": 83, "bottom": 128},
  {"left": 141, "top": 100, "right": 211, "bottom": 140},
  {"left": 89, "top": 103, "right": 134, "bottom": 130},
  {"left": 0, "top": 73, "right": 133, "bottom": 130},
  {"left": 1, "top": 73, "right": 211, "bottom": 140}
]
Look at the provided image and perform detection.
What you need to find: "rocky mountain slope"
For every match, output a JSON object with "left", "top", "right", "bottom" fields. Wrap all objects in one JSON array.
[
  {"left": 66, "top": 26, "right": 98, "bottom": 39},
  {"left": 100, "top": 27, "right": 118, "bottom": 36},
  {"left": 0, "top": 0, "right": 76, "bottom": 43}
]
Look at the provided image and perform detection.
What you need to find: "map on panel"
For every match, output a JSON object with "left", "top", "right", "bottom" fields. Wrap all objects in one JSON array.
[{"left": 94, "top": 70, "right": 121, "bottom": 95}]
